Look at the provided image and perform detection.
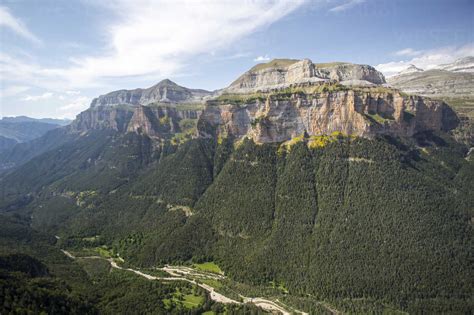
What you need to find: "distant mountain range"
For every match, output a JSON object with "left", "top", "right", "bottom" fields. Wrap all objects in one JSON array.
[
  {"left": 388, "top": 57, "right": 474, "bottom": 98},
  {"left": 0, "top": 116, "right": 71, "bottom": 153},
  {"left": 90, "top": 79, "right": 212, "bottom": 107},
  {"left": 388, "top": 56, "right": 474, "bottom": 145}
]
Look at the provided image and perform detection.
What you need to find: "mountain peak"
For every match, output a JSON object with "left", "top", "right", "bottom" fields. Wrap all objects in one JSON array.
[
  {"left": 153, "top": 78, "right": 179, "bottom": 87},
  {"left": 399, "top": 64, "right": 424, "bottom": 75},
  {"left": 226, "top": 58, "right": 385, "bottom": 93},
  {"left": 437, "top": 56, "right": 474, "bottom": 72},
  {"left": 90, "top": 80, "right": 212, "bottom": 107}
]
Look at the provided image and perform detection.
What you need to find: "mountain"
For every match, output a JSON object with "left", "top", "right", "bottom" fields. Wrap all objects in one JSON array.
[
  {"left": 0, "top": 116, "right": 71, "bottom": 164},
  {"left": 436, "top": 56, "right": 474, "bottom": 72},
  {"left": 203, "top": 87, "right": 458, "bottom": 142},
  {"left": 388, "top": 57, "right": 474, "bottom": 146},
  {"left": 1, "top": 116, "right": 71, "bottom": 126},
  {"left": 225, "top": 58, "right": 386, "bottom": 93},
  {"left": 0, "top": 116, "right": 68, "bottom": 144},
  {"left": 0, "top": 136, "right": 17, "bottom": 152},
  {"left": 388, "top": 66, "right": 474, "bottom": 98},
  {"left": 398, "top": 64, "right": 424, "bottom": 75},
  {"left": 90, "top": 79, "right": 212, "bottom": 107},
  {"left": 0, "top": 60, "right": 472, "bottom": 314}
]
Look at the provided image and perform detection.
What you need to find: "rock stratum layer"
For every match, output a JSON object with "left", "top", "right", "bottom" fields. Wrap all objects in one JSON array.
[
  {"left": 71, "top": 104, "right": 201, "bottom": 140},
  {"left": 199, "top": 88, "right": 458, "bottom": 143},
  {"left": 225, "top": 59, "right": 386, "bottom": 93},
  {"left": 90, "top": 79, "right": 211, "bottom": 107},
  {"left": 67, "top": 59, "right": 461, "bottom": 143}
]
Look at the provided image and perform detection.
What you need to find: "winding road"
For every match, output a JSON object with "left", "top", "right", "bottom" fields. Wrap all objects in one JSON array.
[{"left": 62, "top": 250, "right": 307, "bottom": 314}]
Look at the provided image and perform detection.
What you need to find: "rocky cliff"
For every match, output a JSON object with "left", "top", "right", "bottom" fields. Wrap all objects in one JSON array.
[
  {"left": 199, "top": 87, "right": 458, "bottom": 143},
  {"left": 387, "top": 57, "right": 474, "bottom": 146},
  {"left": 68, "top": 60, "right": 460, "bottom": 143},
  {"left": 70, "top": 104, "right": 202, "bottom": 140},
  {"left": 225, "top": 59, "right": 386, "bottom": 93},
  {"left": 90, "top": 79, "right": 211, "bottom": 107}
]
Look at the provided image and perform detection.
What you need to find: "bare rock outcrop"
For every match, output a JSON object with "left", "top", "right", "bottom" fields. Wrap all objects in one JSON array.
[
  {"left": 90, "top": 79, "right": 211, "bottom": 107},
  {"left": 199, "top": 89, "right": 458, "bottom": 143},
  {"left": 70, "top": 104, "right": 202, "bottom": 139},
  {"left": 225, "top": 59, "right": 386, "bottom": 94}
]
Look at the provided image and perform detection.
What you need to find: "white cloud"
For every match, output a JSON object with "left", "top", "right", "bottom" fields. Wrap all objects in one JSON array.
[
  {"left": 0, "top": 85, "right": 30, "bottom": 97},
  {"left": 329, "top": 0, "right": 365, "bottom": 12},
  {"left": 65, "top": 90, "right": 81, "bottom": 95},
  {"left": 376, "top": 43, "right": 474, "bottom": 76},
  {"left": 58, "top": 96, "right": 90, "bottom": 119},
  {"left": 0, "top": 0, "right": 305, "bottom": 91},
  {"left": 393, "top": 48, "right": 423, "bottom": 57},
  {"left": 254, "top": 55, "right": 271, "bottom": 62},
  {"left": 21, "top": 92, "right": 53, "bottom": 101},
  {"left": 0, "top": 6, "right": 41, "bottom": 44}
]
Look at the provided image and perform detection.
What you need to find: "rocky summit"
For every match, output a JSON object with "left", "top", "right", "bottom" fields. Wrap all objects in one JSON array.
[
  {"left": 67, "top": 59, "right": 460, "bottom": 144},
  {"left": 90, "top": 79, "right": 212, "bottom": 107},
  {"left": 224, "top": 58, "right": 386, "bottom": 93},
  {"left": 387, "top": 57, "right": 474, "bottom": 98}
]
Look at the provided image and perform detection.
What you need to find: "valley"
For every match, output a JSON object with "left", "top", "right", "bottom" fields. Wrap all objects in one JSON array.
[
  {"left": 1, "top": 57, "right": 472, "bottom": 314},
  {"left": 60, "top": 248, "right": 306, "bottom": 314}
]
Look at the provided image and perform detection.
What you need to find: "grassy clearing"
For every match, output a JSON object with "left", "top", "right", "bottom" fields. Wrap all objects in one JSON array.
[
  {"left": 95, "top": 246, "right": 113, "bottom": 258},
  {"left": 162, "top": 287, "right": 204, "bottom": 310},
  {"left": 182, "top": 294, "right": 204, "bottom": 308},
  {"left": 193, "top": 261, "right": 223, "bottom": 274},
  {"left": 250, "top": 59, "right": 299, "bottom": 72},
  {"left": 148, "top": 102, "right": 205, "bottom": 111},
  {"left": 314, "top": 61, "right": 347, "bottom": 68}
]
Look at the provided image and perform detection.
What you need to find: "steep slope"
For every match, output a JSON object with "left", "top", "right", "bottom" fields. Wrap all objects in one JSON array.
[
  {"left": 0, "top": 59, "right": 472, "bottom": 314},
  {"left": 0, "top": 117, "right": 72, "bottom": 169},
  {"left": 225, "top": 59, "right": 385, "bottom": 93},
  {"left": 0, "top": 135, "right": 17, "bottom": 153},
  {"left": 5, "top": 132, "right": 470, "bottom": 313},
  {"left": 437, "top": 56, "right": 474, "bottom": 72},
  {"left": 90, "top": 79, "right": 212, "bottom": 107},
  {"left": 201, "top": 86, "right": 458, "bottom": 142},
  {"left": 0, "top": 127, "right": 75, "bottom": 172},
  {"left": 0, "top": 117, "right": 63, "bottom": 143},
  {"left": 1, "top": 116, "right": 71, "bottom": 126},
  {"left": 388, "top": 68, "right": 474, "bottom": 97},
  {"left": 388, "top": 57, "right": 474, "bottom": 146}
]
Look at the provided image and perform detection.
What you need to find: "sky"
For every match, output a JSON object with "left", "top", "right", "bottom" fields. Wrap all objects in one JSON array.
[{"left": 0, "top": 0, "right": 473, "bottom": 119}]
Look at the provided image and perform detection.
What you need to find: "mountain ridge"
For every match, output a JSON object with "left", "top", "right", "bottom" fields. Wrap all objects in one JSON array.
[{"left": 90, "top": 79, "right": 212, "bottom": 107}]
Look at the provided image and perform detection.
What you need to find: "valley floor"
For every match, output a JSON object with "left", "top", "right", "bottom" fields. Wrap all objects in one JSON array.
[{"left": 60, "top": 249, "right": 313, "bottom": 315}]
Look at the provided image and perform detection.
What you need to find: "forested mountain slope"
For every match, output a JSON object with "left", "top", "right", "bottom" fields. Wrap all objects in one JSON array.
[{"left": 0, "top": 60, "right": 472, "bottom": 314}]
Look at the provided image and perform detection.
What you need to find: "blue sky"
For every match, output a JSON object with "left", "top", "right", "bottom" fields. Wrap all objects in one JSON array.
[{"left": 0, "top": 0, "right": 473, "bottom": 119}]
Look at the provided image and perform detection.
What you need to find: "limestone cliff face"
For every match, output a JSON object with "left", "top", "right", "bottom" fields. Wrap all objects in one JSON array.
[
  {"left": 198, "top": 90, "right": 459, "bottom": 143},
  {"left": 70, "top": 105, "right": 201, "bottom": 139},
  {"left": 225, "top": 59, "right": 386, "bottom": 93},
  {"left": 90, "top": 79, "right": 211, "bottom": 107}
]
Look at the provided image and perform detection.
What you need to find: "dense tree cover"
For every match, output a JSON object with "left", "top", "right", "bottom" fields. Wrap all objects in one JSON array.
[
  {"left": 0, "top": 128, "right": 472, "bottom": 313},
  {"left": 0, "top": 215, "right": 256, "bottom": 314}
]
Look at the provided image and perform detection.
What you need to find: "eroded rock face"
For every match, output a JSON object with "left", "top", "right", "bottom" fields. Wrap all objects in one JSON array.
[
  {"left": 198, "top": 90, "right": 459, "bottom": 143},
  {"left": 90, "top": 79, "right": 212, "bottom": 107},
  {"left": 225, "top": 59, "right": 386, "bottom": 93},
  {"left": 70, "top": 105, "right": 201, "bottom": 138}
]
